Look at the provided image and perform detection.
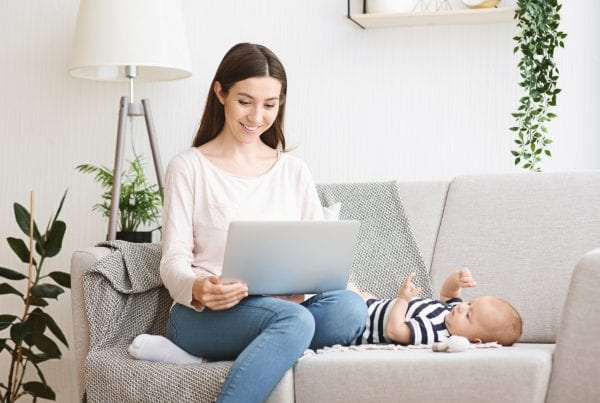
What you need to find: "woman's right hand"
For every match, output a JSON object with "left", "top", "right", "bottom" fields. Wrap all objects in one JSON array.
[{"left": 192, "top": 276, "right": 248, "bottom": 310}]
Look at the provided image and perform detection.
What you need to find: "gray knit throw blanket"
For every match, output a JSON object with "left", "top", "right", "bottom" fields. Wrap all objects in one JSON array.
[
  {"left": 83, "top": 182, "right": 430, "bottom": 402},
  {"left": 83, "top": 241, "right": 232, "bottom": 402},
  {"left": 317, "top": 181, "right": 432, "bottom": 299}
]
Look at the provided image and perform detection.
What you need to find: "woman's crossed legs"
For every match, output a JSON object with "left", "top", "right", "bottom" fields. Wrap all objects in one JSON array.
[{"left": 167, "top": 290, "right": 366, "bottom": 403}]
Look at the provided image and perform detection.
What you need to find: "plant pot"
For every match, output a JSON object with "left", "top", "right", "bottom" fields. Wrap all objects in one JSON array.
[{"left": 116, "top": 231, "right": 153, "bottom": 243}]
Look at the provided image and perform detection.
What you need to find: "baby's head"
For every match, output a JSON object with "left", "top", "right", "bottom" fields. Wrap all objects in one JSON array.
[{"left": 445, "top": 296, "right": 522, "bottom": 346}]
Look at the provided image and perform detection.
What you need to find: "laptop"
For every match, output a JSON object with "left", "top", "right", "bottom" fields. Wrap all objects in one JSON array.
[{"left": 220, "top": 220, "right": 361, "bottom": 295}]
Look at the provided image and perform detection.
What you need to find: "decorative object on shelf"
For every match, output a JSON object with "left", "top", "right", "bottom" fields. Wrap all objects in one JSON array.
[
  {"left": 510, "top": 0, "right": 566, "bottom": 171},
  {"left": 368, "top": 0, "right": 415, "bottom": 13},
  {"left": 413, "top": 0, "right": 453, "bottom": 12},
  {"left": 69, "top": 0, "right": 192, "bottom": 241},
  {"left": 346, "top": 0, "right": 514, "bottom": 29},
  {"left": 462, "top": 0, "right": 500, "bottom": 8},
  {"left": 1, "top": 191, "right": 70, "bottom": 402},
  {"left": 76, "top": 156, "right": 162, "bottom": 243},
  {"left": 368, "top": 0, "right": 453, "bottom": 13}
]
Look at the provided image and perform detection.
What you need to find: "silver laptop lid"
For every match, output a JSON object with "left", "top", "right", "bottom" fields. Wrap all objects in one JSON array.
[{"left": 221, "top": 220, "right": 360, "bottom": 295}]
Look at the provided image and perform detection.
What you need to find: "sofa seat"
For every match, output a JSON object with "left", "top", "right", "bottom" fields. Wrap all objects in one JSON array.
[{"left": 294, "top": 343, "right": 554, "bottom": 403}]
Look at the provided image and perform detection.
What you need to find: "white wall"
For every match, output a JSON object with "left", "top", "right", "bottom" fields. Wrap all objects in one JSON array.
[{"left": 1, "top": 0, "right": 598, "bottom": 401}]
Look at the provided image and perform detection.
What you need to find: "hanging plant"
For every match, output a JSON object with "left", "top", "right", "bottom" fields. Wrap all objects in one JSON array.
[{"left": 510, "top": 0, "right": 567, "bottom": 171}]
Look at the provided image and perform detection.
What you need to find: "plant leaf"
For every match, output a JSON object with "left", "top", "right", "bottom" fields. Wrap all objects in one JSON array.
[
  {"left": 7, "top": 237, "right": 36, "bottom": 265},
  {"left": 13, "top": 203, "right": 42, "bottom": 242},
  {"left": 0, "top": 283, "right": 24, "bottom": 298},
  {"left": 24, "top": 313, "right": 47, "bottom": 334},
  {"left": 48, "top": 271, "right": 71, "bottom": 288},
  {"left": 29, "top": 333, "right": 61, "bottom": 358},
  {"left": 47, "top": 190, "right": 68, "bottom": 233},
  {"left": 28, "top": 295, "right": 49, "bottom": 307},
  {"left": 31, "top": 284, "right": 64, "bottom": 299},
  {"left": 43, "top": 221, "right": 66, "bottom": 258},
  {"left": 20, "top": 347, "right": 52, "bottom": 365},
  {"left": 0, "top": 315, "right": 18, "bottom": 331},
  {"left": 23, "top": 382, "right": 56, "bottom": 400},
  {"left": 10, "top": 322, "right": 24, "bottom": 344},
  {"left": 30, "top": 309, "right": 68, "bottom": 347},
  {"left": 0, "top": 266, "right": 27, "bottom": 280}
]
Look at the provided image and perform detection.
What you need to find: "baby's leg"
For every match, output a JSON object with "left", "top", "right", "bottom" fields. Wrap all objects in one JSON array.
[{"left": 128, "top": 334, "right": 205, "bottom": 364}]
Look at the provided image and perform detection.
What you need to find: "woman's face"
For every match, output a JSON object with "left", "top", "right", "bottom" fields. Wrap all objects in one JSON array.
[{"left": 215, "top": 76, "right": 282, "bottom": 145}]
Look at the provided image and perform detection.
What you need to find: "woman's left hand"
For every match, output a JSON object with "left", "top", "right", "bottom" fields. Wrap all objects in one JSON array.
[{"left": 273, "top": 294, "right": 305, "bottom": 303}]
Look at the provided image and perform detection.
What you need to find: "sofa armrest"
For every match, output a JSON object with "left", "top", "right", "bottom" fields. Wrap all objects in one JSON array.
[
  {"left": 546, "top": 248, "right": 600, "bottom": 402},
  {"left": 70, "top": 247, "right": 111, "bottom": 402}
]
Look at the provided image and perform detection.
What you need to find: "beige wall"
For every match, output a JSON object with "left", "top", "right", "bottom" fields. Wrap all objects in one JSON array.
[{"left": 1, "top": 0, "right": 599, "bottom": 401}]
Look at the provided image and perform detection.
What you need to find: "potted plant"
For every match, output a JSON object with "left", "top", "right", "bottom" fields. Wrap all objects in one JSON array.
[
  {"left": 76, "top": 156, "right": 162, "bottom": 242},
  {"left": 510, "top": 0, "right": 566, "bottom": 171},
  {"left": 1, "top": 191, "right": 70, "bottom": 402}
]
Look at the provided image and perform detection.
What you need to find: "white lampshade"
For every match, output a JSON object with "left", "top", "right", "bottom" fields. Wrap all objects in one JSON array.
[{"left": 69, "top": 0, "right": 192, "bottom": 82}]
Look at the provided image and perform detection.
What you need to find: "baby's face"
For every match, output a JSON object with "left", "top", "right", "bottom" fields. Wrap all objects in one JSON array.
[{"left": 445, "top": 296, "right": 502, "bottom": 343}]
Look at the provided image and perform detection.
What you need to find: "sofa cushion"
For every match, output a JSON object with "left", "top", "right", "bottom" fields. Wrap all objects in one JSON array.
[
  {"left": 294, "top": 344, "right": 553, "bottom": 403},
  {"left": 429, "top": 172, "right": 600, "bottom": 342},
  {"left": 317, "top": 181, "right": 432, "bottom": 299}
]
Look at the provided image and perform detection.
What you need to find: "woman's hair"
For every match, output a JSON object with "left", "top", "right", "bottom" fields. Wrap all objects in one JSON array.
[{"left": 192, "top": 43, "right": 288, "bottom": 150}]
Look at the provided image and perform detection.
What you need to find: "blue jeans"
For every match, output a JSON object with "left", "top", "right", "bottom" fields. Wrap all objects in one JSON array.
[{"left": 168, "top": 290, "right": 367, "bottom": 403}]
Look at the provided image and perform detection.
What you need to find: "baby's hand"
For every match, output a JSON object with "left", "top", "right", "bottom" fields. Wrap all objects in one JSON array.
[
  {"left": 398, "top": 272, "right": 422, "bottom": 301},
  {"left": 456, "top": 267, "right": 477, "bottom": 289}
]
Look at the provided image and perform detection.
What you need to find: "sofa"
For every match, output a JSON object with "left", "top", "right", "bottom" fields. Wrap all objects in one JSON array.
[{"left": 71, "top": 172, "right": 600, "bottom": 402}]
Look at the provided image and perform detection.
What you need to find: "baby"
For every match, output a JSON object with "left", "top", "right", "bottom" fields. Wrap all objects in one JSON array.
[{"left": 349, "top": 267, "right": 522, "bottom": 346}]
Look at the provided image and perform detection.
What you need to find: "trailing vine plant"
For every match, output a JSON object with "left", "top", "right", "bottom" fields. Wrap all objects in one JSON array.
[
  {"left": 1, "top": 191, "right": 70, "bottom": 402},
  {"left": 511, "top": 0, "right": 566, "bottom": 171}
]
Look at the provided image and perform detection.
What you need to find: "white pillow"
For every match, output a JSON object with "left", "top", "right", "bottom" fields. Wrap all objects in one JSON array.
[{"left": 322, "top": 202, "right": 341, "bottom": 221}]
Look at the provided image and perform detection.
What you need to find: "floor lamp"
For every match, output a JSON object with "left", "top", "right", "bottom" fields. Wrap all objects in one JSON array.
[{"left": 68, "top": 0, "right": 192, "bottom": 241}]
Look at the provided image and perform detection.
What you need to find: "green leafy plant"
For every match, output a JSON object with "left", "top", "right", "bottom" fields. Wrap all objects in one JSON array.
[
  {"left": 510, "top": 0, "right": 567, "bottom": 171},
  {"left": 76, "top": 156, "right": 162, "bottom": 232},
  {"left": 1, "top": 191, "right": 70, "bottom": 402}
]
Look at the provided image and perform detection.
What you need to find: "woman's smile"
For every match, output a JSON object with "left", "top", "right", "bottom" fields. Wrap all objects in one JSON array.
[{"left": 240, "top": 122, "right": 261, "bottom": 134}]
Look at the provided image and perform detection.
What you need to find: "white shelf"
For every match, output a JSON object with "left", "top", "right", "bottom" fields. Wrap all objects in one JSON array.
[{"left": 350, "top": 7, "right": 516, "bottom": 28}]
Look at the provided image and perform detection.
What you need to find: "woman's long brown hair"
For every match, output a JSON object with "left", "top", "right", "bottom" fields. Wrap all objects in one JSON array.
[{"left": 192, "top": 43, "right": 287, "bottom": 150}]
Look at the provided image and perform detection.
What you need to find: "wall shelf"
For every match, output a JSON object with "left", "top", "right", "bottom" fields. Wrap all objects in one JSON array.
[{"left": 348, "top": 7, "right": 516, "bottom": 29}]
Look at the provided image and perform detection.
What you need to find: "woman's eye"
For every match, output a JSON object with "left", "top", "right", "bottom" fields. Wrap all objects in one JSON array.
[
  {"left": 238, "top": 100, "right": 250, "bottom": 106},
  {"left": 265, "top": 104, "right": 276, "bottom": 109}
]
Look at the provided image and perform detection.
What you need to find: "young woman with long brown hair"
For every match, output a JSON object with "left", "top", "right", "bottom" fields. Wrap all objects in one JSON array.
[{"left": 158, "top": 43, "right": 367, "bottom": 402}]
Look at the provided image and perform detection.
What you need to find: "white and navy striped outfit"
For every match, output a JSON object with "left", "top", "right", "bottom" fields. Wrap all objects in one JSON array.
[{"left": 353, "top": 297, "right": 462, "bottom": 345}]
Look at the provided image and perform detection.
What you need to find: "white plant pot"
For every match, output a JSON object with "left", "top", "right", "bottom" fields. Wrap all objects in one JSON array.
[{"left": 368, "top": 0, "right": 415, "bottom": 14}]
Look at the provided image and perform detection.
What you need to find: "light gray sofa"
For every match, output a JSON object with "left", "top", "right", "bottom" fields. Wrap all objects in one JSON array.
[{"left": 71, "top": 172, "right": 600, "bottom": 402}]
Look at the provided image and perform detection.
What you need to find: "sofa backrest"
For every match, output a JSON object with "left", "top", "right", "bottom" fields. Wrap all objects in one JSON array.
[{"left": 429, "top": 172, "right": 600, "bottom": 343}]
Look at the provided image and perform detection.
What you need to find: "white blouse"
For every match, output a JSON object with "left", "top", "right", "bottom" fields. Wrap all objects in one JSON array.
[{"left": 159, "top": 147, "right": 324, "bottom": 310}]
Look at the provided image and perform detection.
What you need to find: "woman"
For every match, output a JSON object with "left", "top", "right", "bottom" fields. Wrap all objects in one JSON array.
[{"left": 160, "top": 43, "right": 367, "bottom": 403}]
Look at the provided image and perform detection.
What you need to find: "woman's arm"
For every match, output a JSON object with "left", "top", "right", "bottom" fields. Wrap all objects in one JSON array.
[
  {"left": 160, "top": 155, "right": 205, "bottom": 309},
  {"left": 160, "top": 155, "right": 247, "bottom": 311},
  {"left": 298, "top": 161, "right": 324, "bottom": 221}
]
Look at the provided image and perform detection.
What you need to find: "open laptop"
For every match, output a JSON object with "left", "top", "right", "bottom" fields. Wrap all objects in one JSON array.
[{"left": 220, "top": 220, "right": 361, "bottom": 295}]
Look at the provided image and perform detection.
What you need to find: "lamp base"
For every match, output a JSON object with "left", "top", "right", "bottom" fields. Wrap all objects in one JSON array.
[{"left": 107, "top": 96, "right": 164, "bottom": 241}]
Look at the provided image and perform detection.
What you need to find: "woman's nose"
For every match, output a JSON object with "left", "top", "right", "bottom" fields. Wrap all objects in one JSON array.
[{"left": 248, "top": 107, "right": 262, "bottom": 123}]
